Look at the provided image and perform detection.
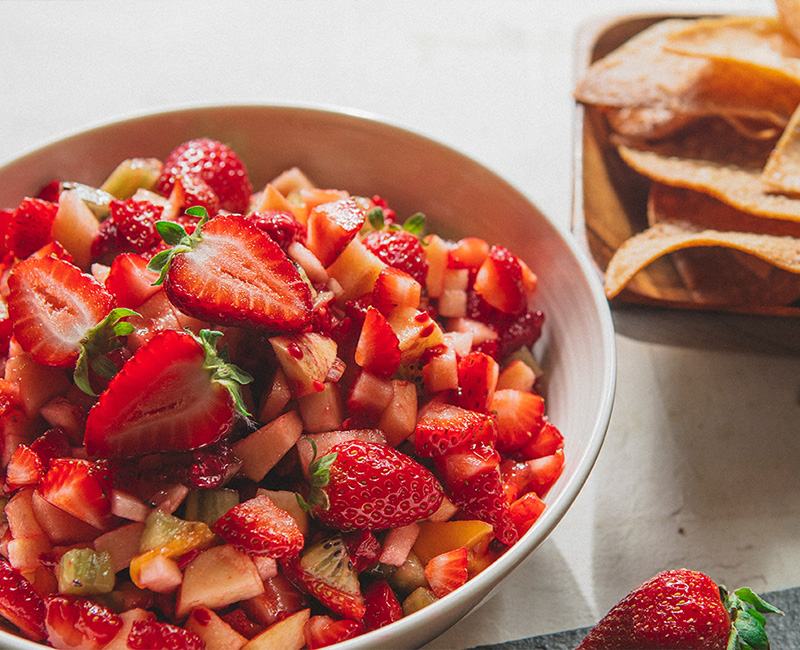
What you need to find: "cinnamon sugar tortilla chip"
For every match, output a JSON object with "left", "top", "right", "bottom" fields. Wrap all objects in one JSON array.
[
  {"left": 648, "top": 183, "right": 800, "bottom": 237},
  {"left": 665, "top": 16, "right": 800, "bottom": 82},
  {"left": 776, "top": 0, "right": 800, "bottom": 44},
  {"left": 763, "top": 103, "right": 800, "bottom": 194},
  {"left": 576, "top": 19, "right": 800, "bottom": 132},
  {"left": 604, "top": 221, "right": 800, "bottom": 298},
  {"left": 617, "top": 145, "right": 800, "bottom": 222}
]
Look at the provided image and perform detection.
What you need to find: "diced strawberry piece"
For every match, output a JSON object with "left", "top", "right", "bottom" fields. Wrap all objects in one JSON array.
[
  {"left": 91, "top": 198, "right": 164, "bottom": 261},
  {"left": 31, "top": 240, "right": 74, "bottom": 264},
  {"left": 242, "top": 573, "right": 308, "bottom": 628},
  {"left": 491, "top": 388, "right": 545, "bottom": 453},
  {"left": 361, "top": 580, "right": 402, "bottom": 632},
  {"left": 509, "top": 492, "right": 546, "bottom": 536},
  {"left": 83, "top": 329, "right": 244, "bottom": 458},
  {"left": 499, "top": 450, "right": 565, "bottom": 499},
  {"left": 354, "top": 307, "right": 400, "bottom": 378},
  {"left": 424, "top": 547, "right": 468, "bottom": 598},
  {"left": 44, "top": 595, "right": 122, "bottom": 650},
  {"left": 0, "top": 558, "right": 46, "bottom": 641},
  {"left": 304, "top": 615, "right": 362, "bottom": 649},
  {"left": 104, "top": 253, "right": 161, "bottom": 309},
  {"left": 378, "top": 523, "right": 420, "bottom": 567},
  {"left": 188, "top": 441, "right": 242, "bottom": 489},
  {"left": 454, "top": 351, "right": 499, "bottom": 413},
  {"left": 519, "top": 419, "right": 564, "bottom": 460},
  {"left": 414, "top": 401, "right": 495, "bottom": 457},
  {"left": 473, "top": 245, "right": 526, "bottom": 314},
  {"left": 213, "top": 494, "right": 304, "bottom": 559},
  {"left": 448, "top": 237, "right": 490, "bottom": 273},
  {"left": 372, "top": 266, "right": 422, "bottom": 316},
  {"left": 306, "top": 198, "right": 366, "bottom": 266},
  {"left": 35, "top": 458, "right": 113, "bottom": 530},
  {"left": 362, "top": 228, "right": 428, "bottom": 285},
  {"left": 4, "top": 444, "right": 44, "bottom": 491},
  {"left": 156, "top": 138, "right": 253, "bottom": 214},
  {"left": 127, "top": 619, "right": 204, "bottom": 650},
  {"left": 342, "top": 530, "right": 382, "bottom": 574},
  {"left": 245, "top": 210, "right": 306, "bottom": 250},
  {"left": 434, "top": 443, "right": 500, "bottom": 485},
  {"left": 7, "top": 255, "right": 115, "bottom": 367},
  {"left": 161, "top": 214, "right": 313, "bottom": 331},
  {"left": 29, "top": 427, "right": 72, "bottom": 468},
  {"left": 6, "top": 198, "right": 58, "bottom": 260}
]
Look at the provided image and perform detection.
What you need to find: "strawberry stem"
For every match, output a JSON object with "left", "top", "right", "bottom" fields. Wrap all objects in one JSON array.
[
  {"left": 74, "top": 307, "right": 140, "bottom": 396},
  {"left": 296, "top": 438, "right": 337, "bottom": 513},
  {"left": 722, "top": 585, "right": 783, "bottom": 650},
  {"left": 190, "top": 329, "right": 254, "bottom": 418},
  {"left": 147, "top": 206, "right": 209, "bottom": 286}
]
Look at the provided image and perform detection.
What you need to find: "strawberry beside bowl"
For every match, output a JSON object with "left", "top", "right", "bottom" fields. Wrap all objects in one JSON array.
[{"left": 0, "top": 105, "right": 615, "bottom": 650}]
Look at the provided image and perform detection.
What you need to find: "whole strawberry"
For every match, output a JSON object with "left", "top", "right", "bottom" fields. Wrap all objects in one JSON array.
[
  {"left": 577, "top": 569, "right": 782, "bottom": 650},
  {"left": 156, "top": 138, "right": 252, "bottom": 214},
  {"left": 301, "top": 439, "right": 444, "bottom": 531}
]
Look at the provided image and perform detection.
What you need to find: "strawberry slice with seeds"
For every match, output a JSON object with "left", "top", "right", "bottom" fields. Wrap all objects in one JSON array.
[
  {"left": 4, "top": 444, "right": 45, "bottom": 491},
  {"left": 424, "top": 547, "right": 468, "bottom": 598},
  {"left": 213, "top": 494, "right": 304, "bottom": 559},
  {"left": 354, "top": 307, "right": 401, "bottom": 378},
  {"left": 83, "top": 328, "right": 252, "bottom": 458},
  {"left": 414, "top": 401, "right": 496, "bottom": 457},
  {"left": 473, "top": 245, "right": 526, "bottom": 314},
  {"left": 361, "top": 580, "right": 402, "bottom": 632},
  {"left": 6, "top": 197, "right": 58, "bottom": 260},
  {"left": 127, "top": 619, "right": 204, "bottom": 650},
  {"left": 104, "top": 252, "right": 161, "bottom": 309},
  {"left": 148, "top": 210, "right": 313, "bottom": 331},
  {"left": 491, "top": 388, "right": 545, "bottom": 453},
  {"left": 156, "top": 138, "right": 253, "bottom": 214},
  {"left": 454, "top": 351, "right": 499, "bottom": 413},
  {"left": 35, "top": 458, "right": 113, "bottom": 530},
  {"left": 44, "top": 595, "right": 122, "bottom": 650},
  {"left": 0, "top": 559, "right": 46, "bottom": 641}
]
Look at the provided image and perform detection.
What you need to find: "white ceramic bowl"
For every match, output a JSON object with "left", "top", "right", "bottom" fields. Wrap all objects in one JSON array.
[{"left": 0, "top": 105, "right": 616, "bottom": 650}]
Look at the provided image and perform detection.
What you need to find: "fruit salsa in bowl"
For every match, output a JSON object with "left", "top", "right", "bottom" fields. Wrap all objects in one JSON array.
[{"left": 0, "top": 105, "right": 615, "bottom": 650}]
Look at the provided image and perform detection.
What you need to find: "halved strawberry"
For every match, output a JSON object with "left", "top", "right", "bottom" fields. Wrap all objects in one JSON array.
[
  {"left": 245, "top": 210, "right": 306, "bottom": 251},
  {"left": 35, "top": 458, "right": 112, "bottom": 530},
  {"left": 362, "top": 227, "right": 428, "bottom": 285},
  {"left": 90, "top": 198, "right": 164, "bottom": 261},
  {"left": 414, "top": 401, "right": 495, "bottom": 457},
  {"left": 287, "top": 533, "right": 366, "bottom": 620},
  {"left": 0, "top": 558, "right": 46, "bottom": 641},
  {"left": 354, "top": 307, "right": 401, "bottom": 378},
  {"left": 304, "top": 615, "right": 362, "bottom": 649},
  {"left": 424, "top": 547, "right": 468, "bottom": 598},
  {"left": 473, "top": 245, "right": 526, "bottom": 314},
  {"left": 83, "top": 329, "right": 252, "bottom": 458},
  {"left": 361, "top": 579, "right": 402, "bottom": 632},
  {"left": 44, "top": 595, "right": 122, "bottom": 650},
  {"left": 306, "top": 198, "right": 366, "bottom": 267},
  {"left": 6, "top": 198, "right": 58, "bottom": 260},
  {"left": 213, "top": 494, "right": 304, "bottom": 559},
  {"left": 156, "top": 138, "right": 253, "bottom": 214},
  {"left": 454, "top": 351, "right": 499, "bottom": 413},
  {"left": 148, "top": 211, "right": 313, "bottom": 331},
  {"left": 127, "top": 619, "right": 204, "bottom": 650},
  {"left": 491, "top": 389, "right": 545, "bottom": 453}
]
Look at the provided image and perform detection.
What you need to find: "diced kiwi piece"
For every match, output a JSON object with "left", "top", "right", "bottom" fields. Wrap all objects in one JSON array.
[
  {"left": 139, "top": 509, "right": 214, "bottom": 554},
  {"left": 402, "top": 586, "right": 438, "bottom": 616},
  {"left": 56, "top": 548, "right": 115, "bottom": 595},
  {"left": 100, "top": 157, "right": 163, "bottom": 200},
  {"left": 388, "top": 550, "right": 428, "bottom": 596},
  {"left": 59, "top": 182, "right": 115, "bottom": 219},
  {"left": 183, "top": 488, "right": 240, "bottom": 525}
]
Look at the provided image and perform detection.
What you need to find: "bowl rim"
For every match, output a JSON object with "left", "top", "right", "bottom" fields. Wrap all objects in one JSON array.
[{"left": 0, "top": 102, "right": 617, "bottom": 650}]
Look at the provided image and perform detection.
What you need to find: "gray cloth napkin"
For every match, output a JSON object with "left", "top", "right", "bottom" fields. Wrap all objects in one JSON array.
[{"left": 468, "top": 586, "right": 800, "bottom": 650}]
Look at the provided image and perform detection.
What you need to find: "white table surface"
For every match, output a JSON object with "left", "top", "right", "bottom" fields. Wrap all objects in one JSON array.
[{"left": 2, "top": 1, "right": 799, "bottom": 648}]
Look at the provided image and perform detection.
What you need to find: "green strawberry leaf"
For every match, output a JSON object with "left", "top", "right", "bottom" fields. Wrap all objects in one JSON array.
[
  {"left": 191, "top": 329, "right": 254, "bottom": 418},
  {"left": 402, "top": 212, "right": 426, "bottom": 235},
  {"left": 367, "top": 207, "right": 385, "bottom": 231},
  {"left": 296, "top": 439, "right": 337, "bottom": 513},
  {"left": 148, "top": 207, "right": 210, "bottom": 286},
  {"left": 734, "top": 587, "right": 784, "bottom": 615},
  {"left": 733, "top": 609, "right": 770, "bottom": 650},
  {"left": 74, "top": 307, "right": 140, "bottom": 396}
]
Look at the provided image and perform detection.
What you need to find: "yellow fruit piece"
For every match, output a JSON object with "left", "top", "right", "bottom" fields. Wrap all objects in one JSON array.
[{"left": 412, "top": 520, "right": 494, "bottom": 565}]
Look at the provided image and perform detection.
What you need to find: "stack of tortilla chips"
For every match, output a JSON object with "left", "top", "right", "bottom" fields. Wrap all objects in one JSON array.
[{"left": 575, "top": 8, "right": 800, "bottom": 312}]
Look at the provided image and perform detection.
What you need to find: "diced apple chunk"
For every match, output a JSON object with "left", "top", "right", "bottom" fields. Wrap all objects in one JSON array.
[
  {"left": 270, "top": 333, "right": 338, "bottom": 398},
  {"left": 377, "top": 380, "right": 418, "bottom": 447},
  {"left": 257, "top": 490, "right": 310, "bottom": 536},
  {"left": 234, "top": 411, "right": 304, "bottom": 482},
  {"left": 389, "top": 307, "right": 444, "bottom": 364},
  {"left": 326, "top": 238, "right": 386, "bottom": 302},
  {"left": 176, "top": 545, "right": 265, "bottom": 618},
  {"left": 296, "top": 382, "right": 345, "bottom": 433},
  {"left": 243, "top": 607, "right": 310, "bottom": 650},
  {"left": 51, "top": 189, "right": 100, "bottom": 270},
  {"left": 423, "top": 234, "right": 450, "bottom": 298}
]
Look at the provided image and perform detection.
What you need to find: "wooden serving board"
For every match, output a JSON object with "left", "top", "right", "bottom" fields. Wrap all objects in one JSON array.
[{"left": 571, "top": 14, "right": 800, "bottom": 317}]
